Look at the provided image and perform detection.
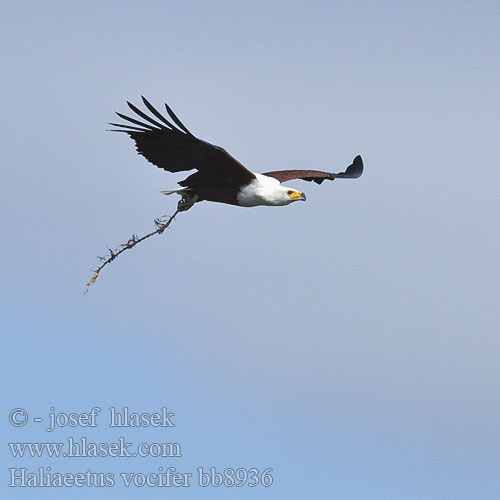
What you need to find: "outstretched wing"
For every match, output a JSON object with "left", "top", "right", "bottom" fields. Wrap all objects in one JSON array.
[
  {"left": 110, "top": 96, "right": 255, "bottom": 185},
  {"left": 263, "top": 155, "right": 363, "bottom": 185}
]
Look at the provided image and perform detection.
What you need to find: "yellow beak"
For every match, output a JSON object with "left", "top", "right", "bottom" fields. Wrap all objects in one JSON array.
[{"left": 289, "top": 190, "right": 306, "bottom": 201}]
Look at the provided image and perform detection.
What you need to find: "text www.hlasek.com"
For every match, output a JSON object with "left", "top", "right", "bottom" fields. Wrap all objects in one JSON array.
[{"left": 9, "top": 438, "right": 181, "bottom": 458}]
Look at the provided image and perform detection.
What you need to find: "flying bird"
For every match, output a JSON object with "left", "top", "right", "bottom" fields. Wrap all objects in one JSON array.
[{"left": 111, "top": 97, "right": 363, "bottom": 212}]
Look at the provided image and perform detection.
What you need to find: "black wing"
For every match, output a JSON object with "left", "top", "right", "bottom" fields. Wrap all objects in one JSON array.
[
  {"left": 263, "top": 155, "right": 363, "bottom": 185},
  {"left": 110, "top": 97, "right": 256, "bottom": 185}
]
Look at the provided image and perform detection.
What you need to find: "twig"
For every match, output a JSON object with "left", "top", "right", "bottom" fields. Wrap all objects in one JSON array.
[{"left": 85, "top": 208, "right": 181, "bottom": 294}]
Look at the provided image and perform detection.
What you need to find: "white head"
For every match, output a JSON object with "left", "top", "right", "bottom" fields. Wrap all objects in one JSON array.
[{"left": 237, "top": 174, "right": 307, "bottom": 207}]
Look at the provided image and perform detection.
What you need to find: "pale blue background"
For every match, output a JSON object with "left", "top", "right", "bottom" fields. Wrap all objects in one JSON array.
[{"left": 1, "top": 1, "right": 499, "bottom": 498}]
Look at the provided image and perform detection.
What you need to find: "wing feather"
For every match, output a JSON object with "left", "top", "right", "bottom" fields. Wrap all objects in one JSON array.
[
  {"left": 115, "top": 112, "right": 156, "bottom": 131},
  {"left": 126, "top": 101, "right": 168, "bottom": 130},
  {"left": 164, "top": 102, "right": 192, "bottom": 135},
  {"left": 141, "top": 96, "right": 178, "bottom": 130},
  {"left": 109, "top": 122, "right": 150, "bottom": 132}
]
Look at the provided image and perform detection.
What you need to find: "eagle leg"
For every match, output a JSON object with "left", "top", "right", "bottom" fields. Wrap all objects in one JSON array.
[{"left": 177, "top": 193, "right": 198, "bottom": 212}]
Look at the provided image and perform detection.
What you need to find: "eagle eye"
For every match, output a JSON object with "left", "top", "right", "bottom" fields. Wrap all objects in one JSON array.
[{"left": 287, "top": 190, "right": 293, "bottom": 195}]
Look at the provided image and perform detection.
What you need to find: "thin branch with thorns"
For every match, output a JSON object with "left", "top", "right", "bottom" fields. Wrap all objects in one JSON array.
[{"left": 85, "top": 208, "right": 181, "bottom": 294}]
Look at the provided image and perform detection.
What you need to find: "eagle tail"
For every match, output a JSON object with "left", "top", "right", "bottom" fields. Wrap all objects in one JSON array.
[{"left": 160, "top": 188, "right": 193, "bottom": 196}]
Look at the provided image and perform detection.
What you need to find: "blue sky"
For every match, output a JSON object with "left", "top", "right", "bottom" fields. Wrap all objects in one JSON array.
[{"left": 2, "top": 1, "right": 499, "bottom": 498}]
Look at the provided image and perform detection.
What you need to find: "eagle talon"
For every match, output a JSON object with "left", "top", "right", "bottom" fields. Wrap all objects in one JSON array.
[{"left": 177, "top": 195, "right": 196, "bottom": 212}]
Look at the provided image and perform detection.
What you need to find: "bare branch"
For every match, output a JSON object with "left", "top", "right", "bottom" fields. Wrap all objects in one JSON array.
[{"left": 85, "top": 208, "right": 181, "bottom": 294}]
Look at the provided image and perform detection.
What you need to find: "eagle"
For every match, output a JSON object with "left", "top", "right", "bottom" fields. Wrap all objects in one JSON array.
[{"left": 111, "top": 97, "right": 364, "bottom": 212}]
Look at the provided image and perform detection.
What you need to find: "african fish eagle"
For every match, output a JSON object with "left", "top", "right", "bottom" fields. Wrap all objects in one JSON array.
[{"left": 111, "top": 97, "right": 364, "bottom": 211}]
